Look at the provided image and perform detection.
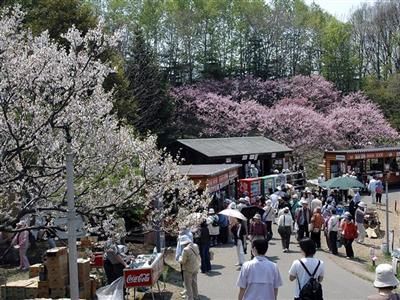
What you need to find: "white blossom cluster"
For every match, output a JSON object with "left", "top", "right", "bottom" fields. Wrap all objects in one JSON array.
[{"left": 0, "top": 7, "right": 210, "bottom": 235}]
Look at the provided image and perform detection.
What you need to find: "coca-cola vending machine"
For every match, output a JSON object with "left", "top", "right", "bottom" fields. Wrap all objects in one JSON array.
[
  {"left": 124, "top": 253, "right": 164, "bottom": 289},
  {"left": 238, "top": 178, "right": 261, "bottom": 204}
]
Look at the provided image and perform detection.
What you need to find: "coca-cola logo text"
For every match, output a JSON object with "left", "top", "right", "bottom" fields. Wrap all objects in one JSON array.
[{"left": 126, "top": 273, "right": 151, "bottom": 284}]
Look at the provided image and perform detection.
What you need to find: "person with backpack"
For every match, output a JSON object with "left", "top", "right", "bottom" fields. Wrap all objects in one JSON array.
[
  {"left": 341, "top": 214, "right": 358, "bottom": 259},
  {"left": 207, "top": 209, "right": 219, "bottom": 247},
  {"left": 178, "top": 235, "right": 201, "bottom": 300},
  {"left": 289, "top": 238, "right": 325, "bottom": 300},
  {"left": 368, "top": 263, "right": 400, "bottom": 300},
  {"left": 11, "top": 220, "right": 30, "bottom": 271}
]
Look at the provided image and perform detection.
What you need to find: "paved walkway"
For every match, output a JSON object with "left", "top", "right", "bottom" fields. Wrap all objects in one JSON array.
[{"left": 197, "top": 236, "right": 376, "bottom": 300}]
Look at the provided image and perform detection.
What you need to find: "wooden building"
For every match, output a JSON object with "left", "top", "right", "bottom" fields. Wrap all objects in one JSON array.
[
  {"left": 176, "top": 136, "right": 293, "bottom": 178},
  {"left": 177, "top": 164, "right": 241, "bottom": 200},
  {"left": 324, "top": 147, "right": 400, "bottom": 185}
]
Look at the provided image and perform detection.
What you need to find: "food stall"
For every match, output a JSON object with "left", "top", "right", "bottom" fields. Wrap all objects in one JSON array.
[
  {"left": 178, "top": 164, "right": 241, "bottom": 199},
  {"left": 124, "top": 253, "right": 164, "bottom": 300},
  {"left": 238, "top": 178, "right": 261, "bottom": 204},
  {"left": 324, "top": 147, "right": 400, "bottom": 185}
]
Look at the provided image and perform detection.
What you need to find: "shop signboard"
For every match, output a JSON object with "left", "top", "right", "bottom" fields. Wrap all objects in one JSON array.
[
  {"left": 229, "top": 169, "right": 238, "bottom": 179},
  {"left": 347, "top": 151, "right": 400, "bottom": 160},
  {"left": 218, "top": 171, "right": 229, "bottom": 189},
  {"left": 335, "top": 155, "right": 346, "bottom": 161}
]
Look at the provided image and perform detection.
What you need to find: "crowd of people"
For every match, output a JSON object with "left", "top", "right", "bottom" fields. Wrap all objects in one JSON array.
[{"left": 175, "top": 174, "right": 390, "bottom": 300}]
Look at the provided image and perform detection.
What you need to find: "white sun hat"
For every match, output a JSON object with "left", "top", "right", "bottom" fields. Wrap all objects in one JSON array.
[
  {"left": 358, "top": 201, "right": 367, "bottom": 208},
  {"left": 373, "top": 264, "right": 400, "bottom": 288}
]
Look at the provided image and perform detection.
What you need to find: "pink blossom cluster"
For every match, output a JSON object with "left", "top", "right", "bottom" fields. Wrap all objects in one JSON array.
[{"left": 171, "top": 76, "right": 399, "bottom": 154}]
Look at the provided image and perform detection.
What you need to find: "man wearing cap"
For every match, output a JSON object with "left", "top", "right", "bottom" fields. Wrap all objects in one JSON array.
[
  {"left": 355, "top": 201, "right": 367, "bottom": 244},
  {"left": 368, "top": 263, "right": 400, "bottom": 299},
  {"left": 207, "top": 208, "right": 219, "bottom": 247},
  {"left": 303, "top": 188, "right": 314, "bottom": 206},
  {"left": 11, "top": 220, "right": 30, "bottom": 271},
  {"left": 295, "top": 200, "right": 311, "bottom": 241},
  {"left": 249, "top": 214, "right": 267, "bottom": 243},
  {"left": 178, "top": 236, "right": 200, "bottom": 300}
]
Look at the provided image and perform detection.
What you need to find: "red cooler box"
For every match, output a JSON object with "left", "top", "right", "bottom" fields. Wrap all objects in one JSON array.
[{"left": 124, "top": 253, "right": 163, "bottom": 288}]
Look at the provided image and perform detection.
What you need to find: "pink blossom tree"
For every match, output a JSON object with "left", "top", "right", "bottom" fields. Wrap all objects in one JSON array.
[
  {"left": 171, "top": 73, "right": 399, "bottom": 161},
  {"left": 264, "top": 104, "right": 338, "bottom": 157},
  {"left": 327, "top": 93, "right": 399, "bottom": 148}
]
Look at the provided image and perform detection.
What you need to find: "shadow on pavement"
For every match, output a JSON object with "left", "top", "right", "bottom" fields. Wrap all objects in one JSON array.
[
  {"left": 211, "top": 264, "right": 225, "bottom": 270},
  {"left": 205, "top": 270, "right": 222, "bottom": 277},
  {"left": 199, "top": 295, "right": 212, "bottom": 300},
  {"left": 161, "top": 263, "right": 183, "bottom": 288},
  {"left": 287, "top": 249, "right": 301, "bottom": 254},
  {"left": 142, "top": 291, "right": 173, "bottom": 299},
  {"left": 212, "top": 243, "right": 235, "bottom": 249},
  {"left": 267, "top": 255, "right": 280, "bottom": 263}
]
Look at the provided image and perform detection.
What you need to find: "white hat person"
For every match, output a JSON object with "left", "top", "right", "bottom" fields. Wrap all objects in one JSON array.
[
  {"left": 300, "top": 199, "right": 308, "bottom": 205},
  {"left": 16, "top": 220, "right": 27, "bottom": 227},
  {"left": 373, "top": 264, "right": 399, "bottom": 288},
  {"left": 253, "top": 213, "right": 261, "bottom": 220},
  {"left": 180, "top": 235, "right": 192, "bottom": 246},
  {"left": 208, "top": 208, "right": 215, "bottom": 214},
  {"left": 358, "top": 201, "right": 367, "bottom": 208}
]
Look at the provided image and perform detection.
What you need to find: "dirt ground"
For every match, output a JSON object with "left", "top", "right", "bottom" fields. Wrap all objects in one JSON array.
[{"left": 351, "top": 191, "right": 400, "bottom": 265}]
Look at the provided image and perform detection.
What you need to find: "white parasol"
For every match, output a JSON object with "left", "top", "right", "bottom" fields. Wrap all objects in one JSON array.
[{"left": 218, "top": 208, "right": 247, "bottom": 221}]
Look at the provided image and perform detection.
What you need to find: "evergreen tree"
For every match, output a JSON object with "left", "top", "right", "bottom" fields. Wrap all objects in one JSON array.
[{"left": 119, "top": 26, "right": 173, "bottom": 143}]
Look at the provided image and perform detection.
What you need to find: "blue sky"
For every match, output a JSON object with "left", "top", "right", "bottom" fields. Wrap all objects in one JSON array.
[{"left": 304, "top": 0, "right": 378, "bottom": 21}]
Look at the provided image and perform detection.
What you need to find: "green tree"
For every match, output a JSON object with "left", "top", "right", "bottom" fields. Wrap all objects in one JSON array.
[
  {"left": 321, "top": 19, "right": 357, "bottom": 92},
  {"left": 118, "top": 27, "right": 174, "bottom": 143},
  {"left": 1, "top": 0, "right": 97, "bottom": 44},
  {"left": 363, "top": 75, "right": 400, "bottom": 131}
]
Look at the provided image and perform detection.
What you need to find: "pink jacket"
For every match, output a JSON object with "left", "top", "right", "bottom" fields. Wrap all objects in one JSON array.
[{"left": 12, "top": 230, "right": 29, "bottom": 248}]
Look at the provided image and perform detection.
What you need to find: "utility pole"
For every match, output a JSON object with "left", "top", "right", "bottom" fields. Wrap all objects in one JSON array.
[
  {"left": 385, "top": 175, "right": 390, "bottom": 254},
  {"left": 65, "top": 126, "right": 79, "bottom": 300},
  {"left": 155, "top": 190, "right": 164, "bottom": 253}
]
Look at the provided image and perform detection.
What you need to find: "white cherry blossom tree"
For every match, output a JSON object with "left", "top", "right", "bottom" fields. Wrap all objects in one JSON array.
[{"left": 0, "top": 7, "right": 209, "bottom": 235}]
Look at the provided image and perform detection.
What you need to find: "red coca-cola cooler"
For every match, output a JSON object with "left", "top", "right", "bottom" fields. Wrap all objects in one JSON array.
[
  {"left": 238, "top": 178, "right": 261, "bottom": 204},
  {"left": 124, "top": 253, "right": 164, "bottom": 288},
  {"left": 90, "top": 252, "right": 104, "bottom": 268}
]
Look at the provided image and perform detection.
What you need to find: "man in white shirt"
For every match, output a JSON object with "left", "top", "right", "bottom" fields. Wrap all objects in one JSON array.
[
  {"left": 311, "top": 198, "right": 322, "bottom": 213},
  {"left": 289, "top": 238, "right": 324, "bottom": 300},
  {"left": 237, "top": 239, "right": 282, "bottom": 300},
  {"left": 368, "top": 176, "right": 378, "bottom": 204},
  {"left": 327, "top": 208, "right": 339, "bottom": 255}
]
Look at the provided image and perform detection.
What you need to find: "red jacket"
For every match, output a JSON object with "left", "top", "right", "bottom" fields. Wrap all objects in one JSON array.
[{"left": 342, "top": 221, "right": 358, "bottom": 240}]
